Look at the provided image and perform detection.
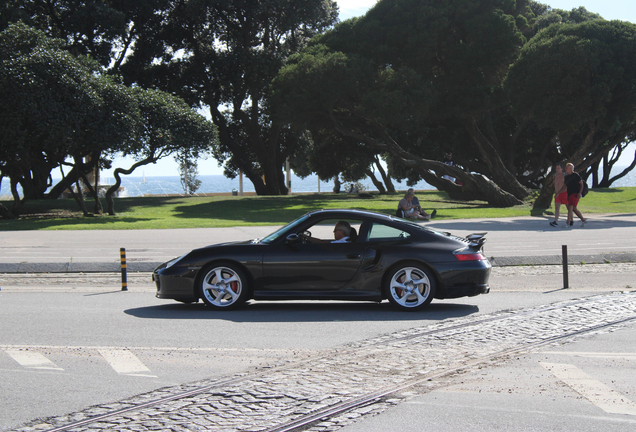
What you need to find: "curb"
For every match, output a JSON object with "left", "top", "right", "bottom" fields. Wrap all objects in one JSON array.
[
  {"left": 0, "top": 262, "right": 160, "bottom": 274},
  {"left": 0, "top": 253, "right": 634, "bottom": 274},
  {"left": 489, "top": 252, "right": 636, "bottom": 267}
]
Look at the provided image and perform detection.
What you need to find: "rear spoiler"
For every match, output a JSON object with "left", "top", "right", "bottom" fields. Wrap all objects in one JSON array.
[{"left": 466, "top": 232, "right": 487, "bottom": 248}]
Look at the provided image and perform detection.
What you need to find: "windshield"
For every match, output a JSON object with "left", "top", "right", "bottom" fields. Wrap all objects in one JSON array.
[{"left": 257, "top": 214, "right": 311, "bottom": 244}]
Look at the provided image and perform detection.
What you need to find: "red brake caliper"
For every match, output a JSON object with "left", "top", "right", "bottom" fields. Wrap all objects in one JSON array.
[{"left": 396, "top": 275, "right": 404, "bottom": 297}]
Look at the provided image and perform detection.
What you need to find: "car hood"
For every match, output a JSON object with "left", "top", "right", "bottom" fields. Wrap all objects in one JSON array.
[{"left": 198, "top": 239, "right": 256, "bottom": 250}]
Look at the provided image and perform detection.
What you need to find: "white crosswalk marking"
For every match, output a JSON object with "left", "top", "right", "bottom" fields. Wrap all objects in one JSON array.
[
  {"left": 540, "top": 362, "right": 636, "bottom": 416},
  {"left": 98, "top": 348, "right": 156, "bottom": 377},
  {"left": 4, "top": 349, "right": 63, "bottom": 370}
]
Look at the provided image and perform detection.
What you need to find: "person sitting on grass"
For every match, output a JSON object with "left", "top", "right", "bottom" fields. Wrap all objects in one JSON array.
[{"left": 398, "top": 188, "right": 436, "bottom": 221}]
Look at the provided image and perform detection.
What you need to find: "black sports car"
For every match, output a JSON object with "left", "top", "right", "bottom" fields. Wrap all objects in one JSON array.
[{"left": 153, "top": 209, "right": 491, "bottom": 311}]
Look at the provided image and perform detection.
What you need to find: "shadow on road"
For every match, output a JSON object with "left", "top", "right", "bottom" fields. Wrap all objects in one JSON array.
[{"left": 125, "top": 300, "right": 479, "bottom": 322}]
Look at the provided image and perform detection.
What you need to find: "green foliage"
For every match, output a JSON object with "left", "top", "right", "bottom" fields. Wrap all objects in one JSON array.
[
  {"left": 1, "top": 1, "right": 337, "bottom": 196},
  {"left": 530, "top": 4, "right": 603, "bottom": 36},
  {"left": 126, "top": 88, "right": 217, "bottom": 161},
  {"left": 0, "top": 23, "right": 138, "bottom": 200},
  {"left": 0, "top": 0, "right": 159, "bottom": 68},
  {"left": 273, "top": 0, "right": 535, "bottom": 205},
  {"left": 0, "top": 23, "right": 217, "bottom": 217},
  {"left": 306, "top": 0, "right": 531, "bottom": 120},
  {"left": 507, "top": 20, "right": 636, "bottom": 136},
  {"left": 119, "top": 0, "right": 339, "bottom": 195},
  {"left": 506, "top": 19, "right": 636, "bottom": 178}
]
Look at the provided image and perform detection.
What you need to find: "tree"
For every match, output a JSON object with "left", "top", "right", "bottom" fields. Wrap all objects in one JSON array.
[
  {"left": 273, "top": 0, "right": 536, "bottom": 206},
  {"left": 117, "top": 0, "right": 338, "bottom": 195},
  {"left": 587, "top": 139, "right": 636, "bottom": 188},
  {"left": 0, "top": 23, "right": 138, "bottom": 216},
  {"left": 177, "top": 150, "right": 203, "bottom": 196},
  {"left": 0, "top": 0, "right": 170, "bottom": 70},
  {"left": 289, "top": 130, "right": 396, "bottom": 194},
  {"left": 0, "top": 23, "right": 217, "bottom": 218},
  {"left": 505, "top": 19, "right": 636, "bottom": 207},
  {"left": 104, "top": 88, "right": 218, "bottom": 214}
]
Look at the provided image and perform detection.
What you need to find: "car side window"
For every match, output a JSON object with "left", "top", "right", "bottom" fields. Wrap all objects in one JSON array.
[
  {"left": 304, "top": 218, "right": 362, "bottom": 242},
  {"left": 367, "top": 223, "right": 411, "bottom": 242}
]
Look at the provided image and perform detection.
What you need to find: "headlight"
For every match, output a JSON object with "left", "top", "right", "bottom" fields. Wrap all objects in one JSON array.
[{"left": 165, "top": 253, "right": 189, "bottom": 268}]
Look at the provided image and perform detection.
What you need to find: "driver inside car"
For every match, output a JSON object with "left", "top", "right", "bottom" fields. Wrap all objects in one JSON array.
[
  {"left": 304, "top": 221, "right": 352, "bottom": 243},
  {"left": 331, "top": 221, "right": 352, "bottom": 243}
]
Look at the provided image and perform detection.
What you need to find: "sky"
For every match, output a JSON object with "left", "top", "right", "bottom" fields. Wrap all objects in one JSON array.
[{"left": 103, "top": 0, "right": 636, "bottom": 178}]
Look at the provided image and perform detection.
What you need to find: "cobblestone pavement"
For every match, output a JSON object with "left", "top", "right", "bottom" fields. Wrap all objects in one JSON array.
[{"left": 12, "top": 289, "right": 636, "bottom": 432}]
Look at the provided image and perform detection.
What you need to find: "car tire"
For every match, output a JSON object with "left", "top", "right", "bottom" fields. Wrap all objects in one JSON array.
[
  {"left": 384, "top": 263, "right": 436, "bottom": 311},
  {"left": 198, "top": 263, "right": 250, "bottom": 310}
]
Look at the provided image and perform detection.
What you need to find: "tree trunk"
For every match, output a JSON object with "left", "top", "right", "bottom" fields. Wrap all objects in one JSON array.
[
  {"left": 0, "top": 202, "right": 14, "bottom": 219},
  {"left": 91, "top": 166, "right": 103, "bottom": 214},
  {"left": 600, "top": 149, "right": 636, "bottom": 187},
  {"left": 10, "top": 177, "right": 23, "bottom": 216},
  {"left": 106, "top": 157, "right": 158, "bottom": 215},
  {"left": 364, "top": 169, "right": 386, "bottom": 193},
  {"left": 461, "top": 116, "right": 531, "bottom": 200},
  {"left": 210, "top": 97, "right": 289, "bottom": 196},
  {"left": 46, "top": 156, "right": 98, "bottom": 200},
  {"left": 374, "top": 156, "right": 395, "bottom": 193},
  {"left": 70, "top": 180, "right": 90, "bottom": 217},
  {"left": 333, "top": 176, "right": 341, "bottom": 193}
]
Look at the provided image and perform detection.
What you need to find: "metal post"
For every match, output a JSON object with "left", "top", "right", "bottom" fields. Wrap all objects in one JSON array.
[
  {"left": 562, "top": 245, "right": 569, "bottom": 289},
  {"left": 120, "top": 247, "right": 128, "bottom": 291}
]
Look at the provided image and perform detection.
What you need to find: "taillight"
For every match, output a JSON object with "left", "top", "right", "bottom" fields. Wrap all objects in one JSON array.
[{"left": 454, "top": 252, "right": 486, "bottom": 261}]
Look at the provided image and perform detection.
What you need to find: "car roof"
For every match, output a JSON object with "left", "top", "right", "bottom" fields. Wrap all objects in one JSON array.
[{"left": 306, "top": 209, "right": 394, "bottom": 221}]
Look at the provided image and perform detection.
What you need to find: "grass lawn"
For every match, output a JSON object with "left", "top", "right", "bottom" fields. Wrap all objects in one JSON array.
[{"left": 1, "top": 187, "right": 635, "bottom": 231}]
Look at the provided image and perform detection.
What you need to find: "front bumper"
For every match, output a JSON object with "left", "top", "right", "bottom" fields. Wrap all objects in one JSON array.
[{"left": 153, "top": 265, "right": 199, "bottom": 301}]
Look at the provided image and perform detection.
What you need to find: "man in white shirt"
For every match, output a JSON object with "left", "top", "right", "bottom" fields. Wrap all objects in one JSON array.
[{"left": 332, "top": 221, "right": 352, "bottom": 243}]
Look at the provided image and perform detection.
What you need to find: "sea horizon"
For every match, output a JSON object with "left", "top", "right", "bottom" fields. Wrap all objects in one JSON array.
[{"left": 2, "top": 168, "right": 635, "bottom": 199}]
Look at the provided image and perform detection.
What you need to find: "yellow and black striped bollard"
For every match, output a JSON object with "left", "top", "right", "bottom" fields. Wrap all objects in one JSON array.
[{"left": 120, "top": 247, "right": 128, "bottom": 291}]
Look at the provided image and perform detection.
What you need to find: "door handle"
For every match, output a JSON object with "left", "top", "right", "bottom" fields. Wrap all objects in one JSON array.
[{"left": 347, "top": 254, "right": 361, "bottom": 259}]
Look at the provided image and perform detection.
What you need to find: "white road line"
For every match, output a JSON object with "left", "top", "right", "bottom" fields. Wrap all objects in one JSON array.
[
  {"left": 4, "top": 349, "right": 63, "bottom": 370},
  {"left": 98, "top": 348, "right": 156, "bottom": 377},
  {"left": 540, "top": 362, "right": 636, "bottom": 416},
  {"left": 1, "top": 344, "right": 315, "bottom": 354}
]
